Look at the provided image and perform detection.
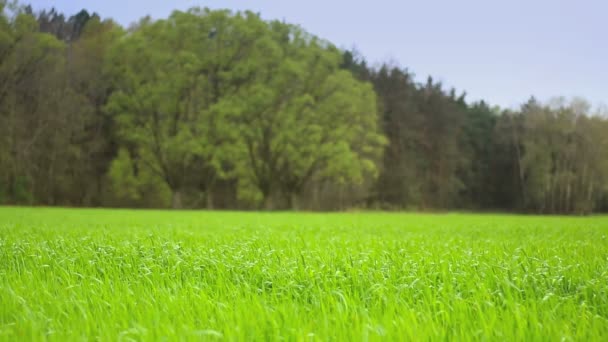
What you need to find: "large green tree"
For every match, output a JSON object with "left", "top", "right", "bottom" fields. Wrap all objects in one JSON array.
[
  {"left": 106, "top": 9, "right": 269, "bottom": 208},
  {"left": 231, "top": 24, "right": 386, "bottom": 209}
]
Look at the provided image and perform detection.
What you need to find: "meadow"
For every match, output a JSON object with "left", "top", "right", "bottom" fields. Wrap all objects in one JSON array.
[{"left": 1, "top": 207, "right": 607, "bottom": 341}]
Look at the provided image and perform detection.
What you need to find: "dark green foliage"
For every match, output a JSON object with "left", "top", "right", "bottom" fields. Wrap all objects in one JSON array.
[
  {"left": 0, "top": 4, "right": 607, "bottom": 213},
  {"left": 341, "top": 53, "right": 608, "bottom": 214},
  {"left": 459, "top": 101, "right": 499, "bottom": 208}
]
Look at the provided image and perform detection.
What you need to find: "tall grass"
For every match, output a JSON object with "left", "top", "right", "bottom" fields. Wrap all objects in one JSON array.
[{"left": 1, "top": 207, "right": 607, "bottom": 340}]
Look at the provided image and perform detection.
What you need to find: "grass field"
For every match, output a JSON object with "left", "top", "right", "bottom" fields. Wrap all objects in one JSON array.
[{"left": 1, "top": 207, "right": 608, "bottom": 340}]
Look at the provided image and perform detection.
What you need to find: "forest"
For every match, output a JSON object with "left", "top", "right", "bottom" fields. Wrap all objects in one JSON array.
[{"left": 1, "top": 2, "right": 607, "bottom": 214}]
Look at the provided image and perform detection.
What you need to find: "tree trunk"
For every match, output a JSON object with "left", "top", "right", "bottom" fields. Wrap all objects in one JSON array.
[
  {"left": 510, "top": 115, "right": 526, "bottom": 208},
  {"left": 171, "top": 189, "right": 183, "bottom": 209},
  {"left": 206, "top": 190, "right": 214, "bottom": 210},
  {"left": 587, "top": 180, "right": 594, "bottom": 214},
  {"left": 312, "top": 184, "right": 320, "bottom": 211},
  {"left": 263, "top": 195, "right": 273, "bottom": 210},
  {"left": 565, "top": 182, "right": 571, "bottom": 214},
  {"left": 289, "top": 192, "right": 299, "bottom": 211}
]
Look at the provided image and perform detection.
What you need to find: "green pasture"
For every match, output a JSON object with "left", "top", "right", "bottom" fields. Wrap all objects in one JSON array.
[{"left": 1, "top": 208, "right": 607, "bottom": 340}]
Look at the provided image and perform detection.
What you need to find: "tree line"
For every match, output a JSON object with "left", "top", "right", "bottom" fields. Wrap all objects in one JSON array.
[{"left": 1, "top": 3, "right": 607, "bottom": 213}]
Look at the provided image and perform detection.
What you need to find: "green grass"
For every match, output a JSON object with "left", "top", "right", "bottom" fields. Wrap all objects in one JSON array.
[{"left": 1, "top": 207, "right": 608, "bottom": 341}]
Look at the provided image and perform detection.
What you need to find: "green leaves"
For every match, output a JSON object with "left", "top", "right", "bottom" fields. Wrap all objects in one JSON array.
[
  {"left": 226, "top": 27, "right": 385, "bottom": 208},
  {"left": 108, "top": 149, "right": 141, "bottom": 201},
  {"left": 516, "top": 98, "right": 608, "bottom": 214},
  {"left": 106, "top": 9, "right": 386, "bottom": 209}
]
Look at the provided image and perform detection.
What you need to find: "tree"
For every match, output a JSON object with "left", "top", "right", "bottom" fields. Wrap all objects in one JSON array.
[
  {"left": 65, "top": 15, "right": 123, "bottom": 205},
  {"left": 371, "top": 65, "right": 424, "bottom": 208},
  {"left": 490, "top": 110, "right": 525, "bottom": 210},
  {"left": 106, "top": 9, "right": 269, "bottom": 208},
  {"left": 107, "top": 148, "right": 171, "bottom": 207},
  {"left": 459, "top": 101, "right": 498, "bottom": 208},
  {"left": 509, "top": 97, "right": 608, "bottom": 214},
  {"left": 231, "top": 24, "right": 386, "bottom": 209},
  {"left": 0, "top": 10, "right": 73, "bottom": 204}
]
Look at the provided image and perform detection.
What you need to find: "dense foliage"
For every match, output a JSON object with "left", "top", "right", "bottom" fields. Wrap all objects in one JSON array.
[{"left": 1, "top": 3, "right": 607, "bottom": 213}]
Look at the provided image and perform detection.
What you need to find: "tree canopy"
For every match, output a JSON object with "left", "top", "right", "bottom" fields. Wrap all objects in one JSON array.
[{"left": 1, "top": 2, "right": 607, "bottom": 213}]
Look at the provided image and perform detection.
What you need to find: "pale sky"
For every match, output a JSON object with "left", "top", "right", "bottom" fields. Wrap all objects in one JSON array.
[{"left": 26, "top": 0, "right": 607, "bottom": 109}]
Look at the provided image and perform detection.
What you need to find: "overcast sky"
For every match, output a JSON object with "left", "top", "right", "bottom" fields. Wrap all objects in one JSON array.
[{"left": 26, "top": 0, "right": 607, "bottom": 109}]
